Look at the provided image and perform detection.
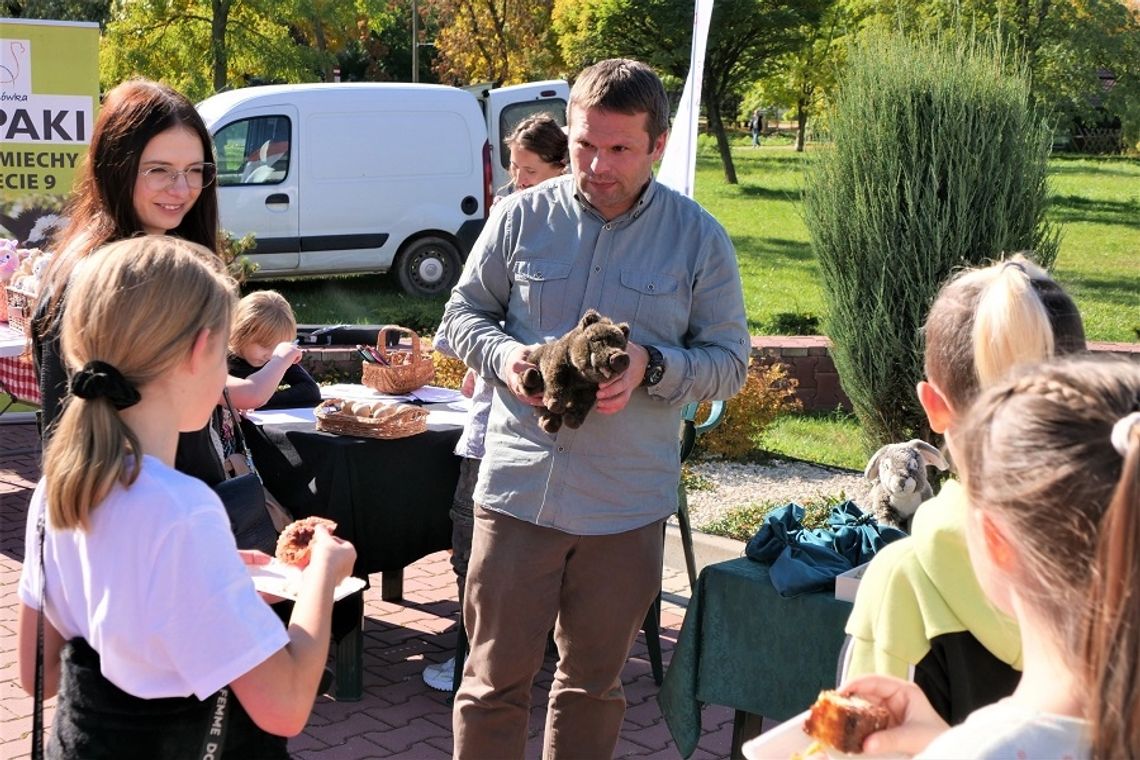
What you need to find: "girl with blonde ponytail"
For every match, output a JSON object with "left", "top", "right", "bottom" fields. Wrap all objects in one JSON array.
[
  {"left": 18, "top": 236, "right": 356, "bottom": 758},
  {"left": 843, "top": 356, "right": 1140, "bottom": 758},
  {"left": 844, "top": 253, "right": 1087, "bottom": 725}
]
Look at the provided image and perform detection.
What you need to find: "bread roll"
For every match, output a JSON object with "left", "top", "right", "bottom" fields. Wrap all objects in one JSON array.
[{"left": 275, "top": 516, "right": 338, "bottom": 566}]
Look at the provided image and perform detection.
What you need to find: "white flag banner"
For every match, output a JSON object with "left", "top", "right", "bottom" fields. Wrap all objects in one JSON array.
[{"left": 656, "top": 0, "right": 715, "bottom": 198}]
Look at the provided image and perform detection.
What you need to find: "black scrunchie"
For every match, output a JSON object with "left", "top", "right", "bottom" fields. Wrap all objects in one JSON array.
[{"left": 70, "top": 361, "right": 141, "bottom": 410}]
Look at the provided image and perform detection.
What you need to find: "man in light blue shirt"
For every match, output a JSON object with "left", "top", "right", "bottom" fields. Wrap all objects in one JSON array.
[{"left": 440, "top": 58, "right": 749, "bottom": 759}]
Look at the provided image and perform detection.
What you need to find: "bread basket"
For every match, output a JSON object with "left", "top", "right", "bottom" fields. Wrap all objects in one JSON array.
[
  {"left": 314, "top": 398, "right": 428, "bottom": 439},
  {"left": 360, "top": 325, "right": 435, "bottom": 395}
]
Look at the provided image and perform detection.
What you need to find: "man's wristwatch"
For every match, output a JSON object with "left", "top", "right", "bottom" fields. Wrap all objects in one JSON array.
[{"left": 641, "top": 344, "right": 665, "bottom": 387}]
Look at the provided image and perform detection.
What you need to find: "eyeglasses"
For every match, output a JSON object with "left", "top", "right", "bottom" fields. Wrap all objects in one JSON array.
[{"left": 138, "top": 163, "right": 216, "bottom": 190}]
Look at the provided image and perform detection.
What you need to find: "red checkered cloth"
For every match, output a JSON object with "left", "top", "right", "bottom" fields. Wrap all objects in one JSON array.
[{"left": 0, "top": 352, "right": 40, "bottom": 405}]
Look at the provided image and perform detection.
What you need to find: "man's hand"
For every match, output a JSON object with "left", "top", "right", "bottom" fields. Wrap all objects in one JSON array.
[
  {"left": 594, "top": 341, "right": 649, "bottom": 415},
  {"left": 503, "top": 343, "right": 545, "bottom": 407}
]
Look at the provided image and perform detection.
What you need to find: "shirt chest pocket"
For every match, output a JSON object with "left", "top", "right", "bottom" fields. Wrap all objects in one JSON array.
[
  {"left": 618, "top": 269, "right": 682, "bottom": 337},
  {"left": 512, "top": 260, "right": 573, "bottom": 333}
]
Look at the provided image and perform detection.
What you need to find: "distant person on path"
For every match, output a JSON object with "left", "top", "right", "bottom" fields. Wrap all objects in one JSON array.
[
  {"left": 844, "top": 255, "right": 1087, "bottom": 725},
  {"left": 424, "top": 118, "right": 568, "bottom": 692},
  {"left": 17, "top": 236, "right": 356, "bottom": 756},
  {"left": 749, "top": 108, "right": 763, "bottom": 147},
  {"left": 439, "top": 57, "right": 749, "bottom": 758}
]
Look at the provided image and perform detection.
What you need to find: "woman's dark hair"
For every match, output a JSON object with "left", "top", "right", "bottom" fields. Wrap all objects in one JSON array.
[
  {"left": 39, "top": 79, "right": 219, "bottom": 329},
  {"left": 505, "top": 113, "right": 568, "bottom": 169}
]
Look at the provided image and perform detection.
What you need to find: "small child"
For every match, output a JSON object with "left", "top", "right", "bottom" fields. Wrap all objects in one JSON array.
[
  {"left": 843, "top": 356, "right": 1140, "bottom": 758},
  {"left": 227, "top": 290, "right": 320, "bottom": 410}
]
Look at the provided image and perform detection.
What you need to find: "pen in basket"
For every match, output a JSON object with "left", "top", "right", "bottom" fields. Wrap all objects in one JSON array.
[{"left": 365, "top": 345, "right": 390, "bottom": 365}]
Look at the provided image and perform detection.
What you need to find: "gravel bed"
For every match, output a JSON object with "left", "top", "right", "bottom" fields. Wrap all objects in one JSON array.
[{"left": 683, "top": 458, "right": 869, "bottom": 530}]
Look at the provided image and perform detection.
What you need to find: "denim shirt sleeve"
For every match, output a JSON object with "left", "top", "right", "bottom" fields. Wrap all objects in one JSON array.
[
  {"left": 439, "top": 198, "right": 525, "bottom": 387},
  {"left": 651, "top": 215, "right": 749, "bottom": 405}
]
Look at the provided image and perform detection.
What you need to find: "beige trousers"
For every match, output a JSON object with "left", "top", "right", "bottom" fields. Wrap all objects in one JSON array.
[{"left": 453, "top": 505, "right": 665, "bottom": 759}]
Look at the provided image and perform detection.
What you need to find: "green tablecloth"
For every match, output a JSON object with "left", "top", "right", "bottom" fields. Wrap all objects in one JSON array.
[{"left": 658, "top": 556, "right": 853, "bottom": 758}]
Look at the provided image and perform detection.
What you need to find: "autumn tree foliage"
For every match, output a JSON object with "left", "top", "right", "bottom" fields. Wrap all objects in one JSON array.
[
  {"left": 100, "top": 0, "right": 396, "bottom": 101},
  {"left": 554, "top": 0, "right": 828, "bottom": 183},
  {"left": 426, "top": 0, "right": 564, "bottom": 85}
]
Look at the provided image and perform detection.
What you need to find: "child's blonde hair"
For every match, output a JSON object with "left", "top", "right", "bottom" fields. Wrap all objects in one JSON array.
[
  {"left": 43, "top": 236, "right": 236, "bottom": 531},
  {"left": 228, "top": 290, "right": 296, "bottom": 356},
  {"left": 923, "top": 253, "right": 1086, "bottom": 412},
  {"left": 954, "top": 357, "right": 1140, "bottom": 758}
]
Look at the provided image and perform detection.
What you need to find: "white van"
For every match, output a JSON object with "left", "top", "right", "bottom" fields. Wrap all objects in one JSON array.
[{"left": 196, "top": 80, "right": 568, "bottom": 296}]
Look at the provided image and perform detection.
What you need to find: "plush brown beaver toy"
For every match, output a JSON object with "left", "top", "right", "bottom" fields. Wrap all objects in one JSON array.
[{"left": 521, "top": 309, "right": 631, "bottom": 433}]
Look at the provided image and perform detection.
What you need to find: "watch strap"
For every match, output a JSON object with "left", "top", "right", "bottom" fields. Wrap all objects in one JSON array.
[{"left": 641, "top": 344, "right": 665, "bottom": 387}]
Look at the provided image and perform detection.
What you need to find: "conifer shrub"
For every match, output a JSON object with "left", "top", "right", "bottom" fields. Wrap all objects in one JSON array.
[{"left": 802, "top": 32, "right": 1059, "bottom": 450}]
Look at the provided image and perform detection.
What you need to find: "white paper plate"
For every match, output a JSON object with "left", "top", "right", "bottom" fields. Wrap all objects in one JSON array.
[
  {"left": 247, "top": 561, "right": 366, "bottom": 602},
  {"left": 741, "top": 709, "right": 907, "bottom": 760}
]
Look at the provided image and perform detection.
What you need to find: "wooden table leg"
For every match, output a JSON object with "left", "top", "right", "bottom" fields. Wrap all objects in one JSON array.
[
  {"left": 731, "top": 710, "right": 766, "bottom": 759},
  {"left": 381, "top": 568, "right": 404, "bottom": 601}
]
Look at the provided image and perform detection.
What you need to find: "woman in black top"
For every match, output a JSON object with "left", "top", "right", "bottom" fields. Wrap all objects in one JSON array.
[{"left": 33, "top": 78, "right": 296, "bottom": 484}]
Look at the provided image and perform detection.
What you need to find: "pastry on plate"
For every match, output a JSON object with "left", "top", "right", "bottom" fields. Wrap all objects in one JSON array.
[
  {"left": 803, "top": 690, "right": 890, "bottom": 754},
  {"left": 275, "top": 516, "right": 338, "bottom": 566}
]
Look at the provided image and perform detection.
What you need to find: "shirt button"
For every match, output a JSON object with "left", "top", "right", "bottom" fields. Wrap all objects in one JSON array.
[
  {"left": 648, "top": 284, "right": 655, "bottom": 291},
  {"left": 593, "top": 266, "right": 601, "bottom": 273},
  {"left": 557, "top": 446, "right": 566, "bottom": 453},
  {"left": 604, "top": 223, "right": 612, "bottom": 230}
]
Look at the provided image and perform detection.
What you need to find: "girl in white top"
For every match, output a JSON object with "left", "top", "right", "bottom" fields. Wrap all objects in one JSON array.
[
  {"left": 17, "top": 236, "right": 356, "bottom": 757},
  {"left": 842, "top": 356, "right": 1140, "bottom": 759}
]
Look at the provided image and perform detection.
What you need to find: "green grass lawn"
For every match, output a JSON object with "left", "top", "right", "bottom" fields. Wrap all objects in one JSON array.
[
  {"left": 1043, "top": 154, "right": 1140, "bottom": 342},
  {"left": 691, "top": 140, "right": 1138, "bottom": 343},
  {"left": 758, "top": 409, "right": 867, "bottom": 470},
  {"left": 279, "top": 143, "right": 1138, "bottom": 343},
  {"left": 1, "top": 392, "right": 37, "bottom": 414}
]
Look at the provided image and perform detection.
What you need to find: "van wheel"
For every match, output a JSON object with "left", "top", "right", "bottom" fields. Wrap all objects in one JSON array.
[{"left": 394, "top": 237, "right": 462, "bottom": 297}]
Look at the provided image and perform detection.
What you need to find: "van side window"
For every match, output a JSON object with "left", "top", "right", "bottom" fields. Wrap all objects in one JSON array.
[
  {"left": 213, "top": 116, "right": 292, "bottom": 186},
  {"left": 498, "top": 101, "right": 567, "bottom": 171}
]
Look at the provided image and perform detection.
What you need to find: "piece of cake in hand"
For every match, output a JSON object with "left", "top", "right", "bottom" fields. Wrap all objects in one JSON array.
[
  {"left": 803, "top": 689, "right": 890, "bottom": 754},
  {"left": 275, "top": 516, "right": 338, "bottom": 567}
]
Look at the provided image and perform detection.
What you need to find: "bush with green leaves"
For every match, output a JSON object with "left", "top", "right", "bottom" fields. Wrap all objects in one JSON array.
[{"left": 803, "top": 32, "right": 1059, "bottom": 451}]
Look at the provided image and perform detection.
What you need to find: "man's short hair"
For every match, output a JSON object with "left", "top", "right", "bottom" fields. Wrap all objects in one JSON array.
[{"left": 569, "top": 58, "right": 670, "bottom": 150}]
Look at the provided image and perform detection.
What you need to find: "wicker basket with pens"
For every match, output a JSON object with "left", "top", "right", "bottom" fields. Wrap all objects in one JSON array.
[
  {"left": 314, "top": 398, "right": 428, "bottom": 439},
  {"left": 360, "top": 325, "right": 435, "bottom": 395}
]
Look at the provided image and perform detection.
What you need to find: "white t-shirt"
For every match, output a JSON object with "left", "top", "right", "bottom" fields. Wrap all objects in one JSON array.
[
  {"left": 19, "top": 455, "right": 289, "bottom": 700},
  {"left": 919, "top": 699, "right": 1091, "bottom": 759}
]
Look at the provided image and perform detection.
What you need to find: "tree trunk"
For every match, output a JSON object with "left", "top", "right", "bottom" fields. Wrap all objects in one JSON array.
[
  {"left": 211, "top": 0, "right": 229, "bottom": 92},
  {"left": 795, "top": 96, "right": 809, "bottom": 152},
  {"left": 313, "top": 13, "right": 330, "bottom": 81},
  {"left": 705, "top": 89, "right": 737, "bottom": 184}
]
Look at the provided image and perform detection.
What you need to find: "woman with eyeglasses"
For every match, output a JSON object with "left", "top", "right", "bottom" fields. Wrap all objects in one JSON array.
[{"left": 33, "top": 78, "right": 296, "bottom": 485}]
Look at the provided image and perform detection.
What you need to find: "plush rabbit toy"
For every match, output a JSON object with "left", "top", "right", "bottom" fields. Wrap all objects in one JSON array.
[{"left": 863, "top": 439, "right": 949, "bottom": 531}]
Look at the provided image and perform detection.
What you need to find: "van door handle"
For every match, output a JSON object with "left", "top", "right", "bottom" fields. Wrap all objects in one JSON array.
[{"left": 265, "top": 193, "right": 289, "bottom": 205}]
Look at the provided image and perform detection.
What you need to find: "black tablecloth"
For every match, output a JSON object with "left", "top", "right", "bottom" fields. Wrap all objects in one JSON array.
[{"left": 243, "top": 417, "right": 461, "bottom": 577}]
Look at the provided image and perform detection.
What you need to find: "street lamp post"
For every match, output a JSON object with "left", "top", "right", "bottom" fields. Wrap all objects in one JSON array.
[{"left": 411, "top": 0, "right": 418, "bottom": 82}]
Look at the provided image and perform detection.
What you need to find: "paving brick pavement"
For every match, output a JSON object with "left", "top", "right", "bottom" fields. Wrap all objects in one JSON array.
[{"left": 0, "top": 420, "right": 735, "bottom": 759}]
